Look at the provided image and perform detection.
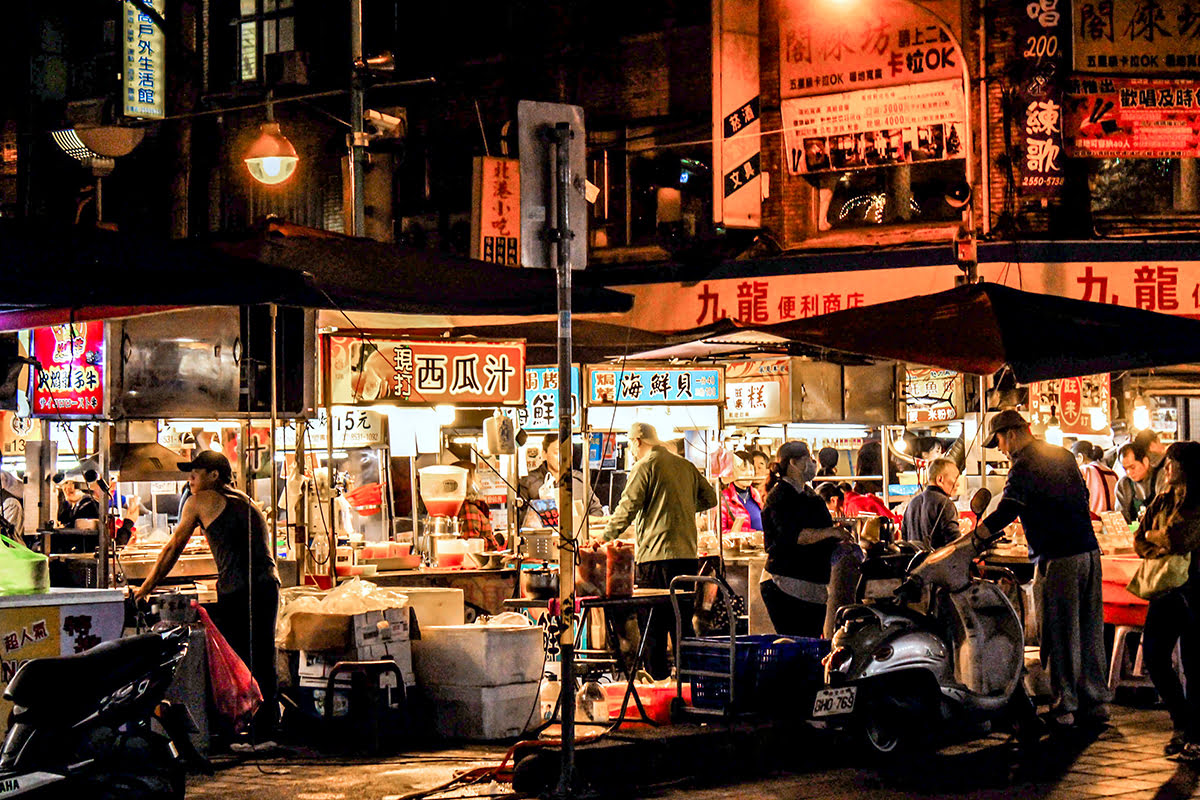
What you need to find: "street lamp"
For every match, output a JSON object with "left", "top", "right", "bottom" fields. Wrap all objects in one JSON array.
[{"left": 244, "top": 97, "right": 299, "bottom": 186}]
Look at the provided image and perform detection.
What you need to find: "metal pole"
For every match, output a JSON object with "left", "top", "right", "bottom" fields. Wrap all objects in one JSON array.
[
  {"left": 269, "top": 304, "right": 279, "bottom": 556},
  {"left": 348, "top": 0, "right": 367, "bottom": 237},
  {"left": 322, "top": 336, "right": 337, "bottom": 586},
  {"left": 97, "top": 423, "right": 110, "bottom": 588},
  {"left": 550, "top": 121, "right": 577, "bottom": 799}
]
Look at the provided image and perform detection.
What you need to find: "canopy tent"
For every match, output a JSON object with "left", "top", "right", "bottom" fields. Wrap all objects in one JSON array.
[
  {"left": 725, "top": 282, "right": 1200, "bottom": 383},
  {"left": 0, "top": 220, "right": 632, "bottom": 332}
]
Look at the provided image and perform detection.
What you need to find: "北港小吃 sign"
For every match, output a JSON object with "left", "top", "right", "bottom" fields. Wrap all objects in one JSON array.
[
  {"left": 326, "top": 336, "right": 525, "bottom": 407},
  {"left": 521, "top": 366, "right": 581, "bottom": 432},
  {"left": 123, "top": 0, "right": 166, "bottom": 119},
  {"left": 31, "top": 321, "right": 105, "bottom": 420},
  {"left": 586, "top": 366, "right": 723, "bottom": 406}
]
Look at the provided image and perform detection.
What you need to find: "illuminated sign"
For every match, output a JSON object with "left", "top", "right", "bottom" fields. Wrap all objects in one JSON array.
[
  {"left": 521, "top": 366, "right": 581, "bottom": 432},
  {"left": 123, "top": 0, "right": 166, "bottom": 119},
  {"left": 586, "top": 366, "right": 723, "bottom": 406},
  {"left": 326, "top": 336, "right": 525, "bottom": 407},
  {"left": 725, "top": 358, "right": 789, "bottom": 423},
  {"left": 31, "top": 321, "right": 105, "bottom": 420},
  {"left": 470, "top": 157, "right": 521, "bottom": 266}
]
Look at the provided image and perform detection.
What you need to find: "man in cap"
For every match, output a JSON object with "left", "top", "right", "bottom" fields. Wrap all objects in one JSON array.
[
  {"left": 602, "top": 422, "right": 718, "bottom": 678},
  {"left": 134, "top": 450, "right": 281, "bottom": 737},
  {"left": 978, "top": 409, "right": 1110, "bottom": 729}
]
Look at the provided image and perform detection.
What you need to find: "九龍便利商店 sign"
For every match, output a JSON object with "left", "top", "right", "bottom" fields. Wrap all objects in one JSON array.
[
  {"left": 31, "top": 321, "right": 105, "bottom": 420},
  {"left": 326, "top": 336, "right": 525, "bottom": 407}
]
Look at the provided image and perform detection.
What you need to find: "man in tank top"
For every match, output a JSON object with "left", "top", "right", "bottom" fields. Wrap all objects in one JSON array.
[{"left": 134, "top": 449, "right": 281, "bottom": 738}]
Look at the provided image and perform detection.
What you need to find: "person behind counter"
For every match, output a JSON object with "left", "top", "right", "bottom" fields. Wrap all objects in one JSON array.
[
  {"left": 712, "top": 449, "right": 763, "bottom": 539},
  {"left": 57, "top": 476, "right": 100, "bottom": 528},
  {"left": 902, "top": 457, "right": 962, "bottom": 551},
  {"left": 760, "top": 441, "right": 856, "bottom": 638},
  {"left": 133, "top": 450, "right": 281, "bottom": 737},
  {"left": 452, "top": 459, "right": 503, "bottom": 551},
  {"left": 1132, "top": 441, "right": 1200, "bottom": 760},
  {"left": 518, "top": 433, "right": 602, "bottom": 527}
]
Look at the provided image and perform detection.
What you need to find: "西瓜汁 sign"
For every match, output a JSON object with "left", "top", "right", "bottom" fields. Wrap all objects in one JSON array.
[
  {"left": 31, "top": 321, "right": 105, "bottom": 420},
  {"left": 521, "top": 365, "right": 581, "bottom": 432},
  {"left": 123, "top": 0, "right": 166, "bottom": 120},
  {"left": 326, "top": 336, "right": 525, "bottom": 407},
  {"left": 1066, "top": 77, "right": 1200, "bottom": 158},
  {"left": 586, "top": 366, "right": 723, "bottom": 406},
  {"left": 725, "top": 357, "right": 788, "bottom": 423},
  {"left": 781, "top": 79, "right": 966, "bottom": 174}
]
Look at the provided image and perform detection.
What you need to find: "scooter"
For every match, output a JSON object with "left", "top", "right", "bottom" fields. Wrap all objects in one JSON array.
[
  {"left": 812, "top": 489, "right": 1037, "bottom": 757},
  {"left": 0, "top": 625, "right": 194, "bottom": 798}
]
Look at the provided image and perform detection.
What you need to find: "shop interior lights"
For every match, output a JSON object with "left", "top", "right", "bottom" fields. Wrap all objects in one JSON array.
[
  {"left": 1132, "top": 393, "right": 1151, "bottom": 431},
  {"left": 1045, "top": 405, "right": 1063, "bottom": 446}
]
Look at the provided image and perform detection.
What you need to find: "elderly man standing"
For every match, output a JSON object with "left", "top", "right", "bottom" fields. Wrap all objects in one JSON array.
[
  {"left": 978, "top": 410, "right": 1110, "bottom": 730},
  {"left": 902, "top": 457, "right": 962, "bottom": 551},
  {"left": 603, "top": 422, "right": 718, "bottom": 678}
]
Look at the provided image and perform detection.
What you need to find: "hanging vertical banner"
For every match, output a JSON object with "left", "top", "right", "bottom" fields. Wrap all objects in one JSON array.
[
  {"left": 30, "top": 321, "right": 105, "bottom": 420},
  {"left": 712, "top": 0, "right": 762, "bottom": 228},
  {"left": 470, "top": 156, "right": 521, "bottom": 266},
  {"left": 1015, "top": 0, "right": 1067, "bottom": 198},
  {"left": 123, "top": 0, "right": 167, "bottom": 120}
]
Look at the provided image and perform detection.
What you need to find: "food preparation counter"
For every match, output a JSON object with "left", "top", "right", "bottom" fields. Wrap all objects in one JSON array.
[{"left": 371, "top": 567, "right": 518, "bottom": 616}]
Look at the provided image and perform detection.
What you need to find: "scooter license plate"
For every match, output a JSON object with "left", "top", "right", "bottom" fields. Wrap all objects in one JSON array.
[{"left": 812, "top": 686, "right": 857, "bottom": 717}]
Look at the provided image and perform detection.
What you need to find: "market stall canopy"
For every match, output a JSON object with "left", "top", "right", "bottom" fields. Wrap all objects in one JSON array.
[
  {"left": 208, "top": 220, "right": 632, "bottom": 317},
  {"left": 741, "top": 281, "right": 1200, "bottom": 383}
]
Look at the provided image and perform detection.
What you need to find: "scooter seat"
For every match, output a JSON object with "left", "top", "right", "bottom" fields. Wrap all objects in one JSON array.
[{"left": 5, "top": 632, "right": 171, "bottom": 712}]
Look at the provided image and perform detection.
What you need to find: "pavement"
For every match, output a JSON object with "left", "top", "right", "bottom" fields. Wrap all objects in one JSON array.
[{"left": 185, "top": 700, "right": 1199, "bottom": 800}]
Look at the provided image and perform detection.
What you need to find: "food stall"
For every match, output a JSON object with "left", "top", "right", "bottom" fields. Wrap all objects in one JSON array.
[{"left": 321, "top": 334, "right": 528, "bottom": 614}]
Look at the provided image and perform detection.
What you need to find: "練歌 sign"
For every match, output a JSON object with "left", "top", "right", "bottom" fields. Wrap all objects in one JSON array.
[
  {"left": 1066, "top": 77, "right": 1200, "bottom": 158},
  {"left": 779, "top": 0, "right": 963, "bottom": 99},
  {"left": 521, "top": 366, "right": 581, "bottom": 432},
  {"left": 123, "top": 0, "right": 166, "bottom": 119},
  {"left": 781, "top": 79, "right": 966, "bottom": 174},
  {"left": 31, "top": 321, "right": 105, "bottom": 419},
  {"left": 327, "top": 336, "right": 525, "bottom": 407},
  {"left": 587, "top": 366, "right": 723, "bottom": 405}
]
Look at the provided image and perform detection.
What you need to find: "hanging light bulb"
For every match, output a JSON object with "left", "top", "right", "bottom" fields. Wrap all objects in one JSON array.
[
  {"left": 1089, "top": 407, "right": 1107, "bottom": 432},
  {"left": 244, "top": 97, "right": 298, "bottom": 186},
  {"left": 1045, "top": 405, "right": 1064, "bottom": 446},
  {"left": 1133, "top": 394, "right": 1151, "bottom": 431}
]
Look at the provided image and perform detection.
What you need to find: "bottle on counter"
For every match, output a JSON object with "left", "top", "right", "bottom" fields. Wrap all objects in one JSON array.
[
  {"left": 575, "top": 680, "right": 609, "bottom": 725},
  {"left": 538, "top": 674, "right": 560, "bottom": 724}
]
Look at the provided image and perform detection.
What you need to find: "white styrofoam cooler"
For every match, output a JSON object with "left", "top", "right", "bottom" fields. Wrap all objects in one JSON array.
[
  {"left": 392, "top": 587, "right": 465, "bottom": 628},
  {"left": 413, "top": 624, "right": 544, "bottom": 687},
  {"left": 425, "top": 681, "right": 539, "bottom": 740}
]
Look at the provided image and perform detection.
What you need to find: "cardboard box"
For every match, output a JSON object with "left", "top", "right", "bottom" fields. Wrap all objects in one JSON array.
[
  {"left": 281, "top": 604, "right": 412, "bottom": 651},
  {"left": 298, "top": 640, "right": 414, "bottom": 686}
]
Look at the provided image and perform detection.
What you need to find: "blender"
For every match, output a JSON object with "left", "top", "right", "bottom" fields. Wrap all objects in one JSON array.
[{"left": 417, "top": 465, "right": 467, "bottom": 566}]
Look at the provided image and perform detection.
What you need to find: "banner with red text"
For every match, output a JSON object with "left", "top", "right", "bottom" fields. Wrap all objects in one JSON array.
[
  {"left": 1066, "top": 77, "right": 1200, "bottom": 158},
  {"left": 326, "top": 336, "right": 525, "bottom": 407},
  {"left": 31, "top": 321, "right": 105, "bottom": 420}
]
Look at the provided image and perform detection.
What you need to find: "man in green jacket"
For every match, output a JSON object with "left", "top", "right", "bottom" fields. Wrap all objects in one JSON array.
[{"left": 604, "top": 422, "right": 718, "bottom": 677}]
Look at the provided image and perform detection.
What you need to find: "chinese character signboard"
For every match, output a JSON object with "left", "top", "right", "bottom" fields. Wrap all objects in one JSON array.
[
  {"left": 904, "top": 368, "right": 963, "bottom": 424},
  {"left": 276, "top": 407, "right": 387, "bottom": 450},
  {"left": 31, "top": 321, "right": 105, "bottom": 420},
  {"left": 470, "top": 157, "right": 521, "bottom": 266},
  {"left": 520, "top": 366, "right": 581, "bottom": 432},
  {"left": 327, "top": 337, "right": 525, "bottom": 407},
  {"left": 724, "top": 357, "right": 789, "bottom": 423},
  {"left": 713, "top": 0, "right": 762, "bottom": 228},
  {"left": 586, "top": 366, "right": 724, "bottom": 406},
  {"left": 779, "top": 0, "right": 962, "bottom": 99},
  {"left": 1015, "top": 0, "right": 1067, "bottom": 197},
  {"left": 781, "top": 79, "right": 966, "bottom": 174},
  {"left": 123, "top": 0, "right": 166, "bottom": 119},
  {"left": 1065, "top": 78, "right": 1200, "bottom": 157},
  {"left": 1029, "top": 374, "right": 1111, "bottom": 434},
  {"left": 1074, "top": 0, "right": 1200, "bottom": 75}
]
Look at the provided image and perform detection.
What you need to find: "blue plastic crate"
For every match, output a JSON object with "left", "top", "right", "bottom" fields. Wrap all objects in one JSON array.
[
  {"left": 679, "top": 634, "right": 780, "bottom": 710},
  {"left": 754, "top": 637, "right": 831, "bottom": 708}
]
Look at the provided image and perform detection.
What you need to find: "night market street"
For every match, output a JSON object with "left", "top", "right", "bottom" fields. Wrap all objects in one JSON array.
[{"left": 187, "top": 704, "right": 1196, "bottom": 800}]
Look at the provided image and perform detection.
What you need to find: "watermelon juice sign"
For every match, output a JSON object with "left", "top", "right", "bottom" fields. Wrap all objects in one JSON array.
[{"left": 31, "top": 321, "right": 105, "bottom": 419}]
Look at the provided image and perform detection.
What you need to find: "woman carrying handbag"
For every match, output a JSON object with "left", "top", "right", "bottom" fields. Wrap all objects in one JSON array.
[{"left": 1132, "top": 441, "right": 1200, "bottom": 760}]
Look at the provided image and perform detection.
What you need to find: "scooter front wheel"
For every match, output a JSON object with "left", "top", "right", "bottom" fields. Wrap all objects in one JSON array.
[{"left": 74, "top": 728, "right": 184, "bottom": 800}]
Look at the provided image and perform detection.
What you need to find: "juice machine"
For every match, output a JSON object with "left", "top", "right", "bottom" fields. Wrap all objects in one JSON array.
[{"left": 417, "top": 465, "right": 466, "bottom": 565}]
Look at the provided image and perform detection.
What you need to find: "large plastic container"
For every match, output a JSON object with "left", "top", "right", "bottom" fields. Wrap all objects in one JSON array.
[
  {"left": 392, "top": 587, "right": 465, "bottom": 628},
  {"left": 418, "top": 466, "right": 467, "bottom": 517},
  {"left": 425, "top": 680, "right": 539, "bottom": 740},
  {"left": 413, "top": 624, "right": 544, "bottom": 687},
  {"left": 577, "top": 545, "right": 607, "bottom": 596},
  {"left": 603, "top": 683, "right": 693, "bottom": 725},
  {"left": 605, "top": 541, "right": 634, "bottom": 597}
]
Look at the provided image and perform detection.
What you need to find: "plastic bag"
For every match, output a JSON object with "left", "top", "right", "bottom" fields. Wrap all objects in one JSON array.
[
  {"left": 0, "top": 534, "right": 48, "bottom": 596},
  {"left": 196, "top": 604, "right": 262, "bottom": 731},
  {"left": 275, "top": 579, "right": 409, "bottom": 648}
]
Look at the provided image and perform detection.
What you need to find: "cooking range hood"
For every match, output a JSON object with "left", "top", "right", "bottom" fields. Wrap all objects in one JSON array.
[{"left": 109, "top": 442, "right": 187, "bottom": 481}]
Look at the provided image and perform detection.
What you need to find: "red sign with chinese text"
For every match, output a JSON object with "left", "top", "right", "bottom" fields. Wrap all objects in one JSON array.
[
  {"left": 31, "top": 321, "right": 105, "bottom": 419},
  {"left": 470, "top": 156, "right": 521, "bottom": 266},
  {"left": 327, "top": 336, "right": 525, "bottom": 407}
]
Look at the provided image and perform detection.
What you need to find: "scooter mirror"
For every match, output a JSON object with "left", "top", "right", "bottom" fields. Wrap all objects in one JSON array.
[{"left": 969, "top": 487, "right": 992, "bottom": 518}]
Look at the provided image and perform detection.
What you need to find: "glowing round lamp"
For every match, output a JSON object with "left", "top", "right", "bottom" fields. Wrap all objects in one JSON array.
[{"left": 244, "top": 121, "right": 298, "bottom": 185}]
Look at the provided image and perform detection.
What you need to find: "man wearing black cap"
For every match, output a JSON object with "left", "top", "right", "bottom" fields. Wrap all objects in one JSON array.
[
  {"left": 978, "top": 409, "right": 1110, "bottom": 729},
  {"left": 133, "top": 450, "right": 281, "bottom": 737}
]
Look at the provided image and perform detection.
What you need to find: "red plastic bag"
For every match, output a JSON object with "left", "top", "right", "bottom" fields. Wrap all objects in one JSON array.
[{"left": 196, "top": 604, "right": 262, "bottom": 731}]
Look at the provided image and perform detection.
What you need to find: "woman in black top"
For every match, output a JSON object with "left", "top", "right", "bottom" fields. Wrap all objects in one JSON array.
[{"left": 759, "top": 441, "right": 851, "bottom": 637}]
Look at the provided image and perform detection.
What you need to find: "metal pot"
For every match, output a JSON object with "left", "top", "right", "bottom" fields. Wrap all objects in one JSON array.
[{"left": 520, "top": 565, "right": 559, "bottom": 599}]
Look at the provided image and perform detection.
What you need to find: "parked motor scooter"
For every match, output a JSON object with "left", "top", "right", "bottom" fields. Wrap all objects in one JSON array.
[
  {"left": 812, "top": 488, "right": 1038, "bottom": 757},
  {"left": 0, "top": 624, "right": 196, "bottom": 798}
]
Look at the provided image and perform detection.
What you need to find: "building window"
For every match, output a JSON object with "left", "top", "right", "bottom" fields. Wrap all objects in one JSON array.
[
  {"left": 815, "top": 160, "right": 968, "bottom": 230},
  {"left": 1089, "top": 158, "right": 1200, "bottom": 224},
  {"left": 236, "top": 0, "right": 295, "bottom": 83}
]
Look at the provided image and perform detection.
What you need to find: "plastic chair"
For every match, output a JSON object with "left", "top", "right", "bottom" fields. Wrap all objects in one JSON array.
[{"left": 322, "top": 659, "right": 408, "bottom": 753}]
